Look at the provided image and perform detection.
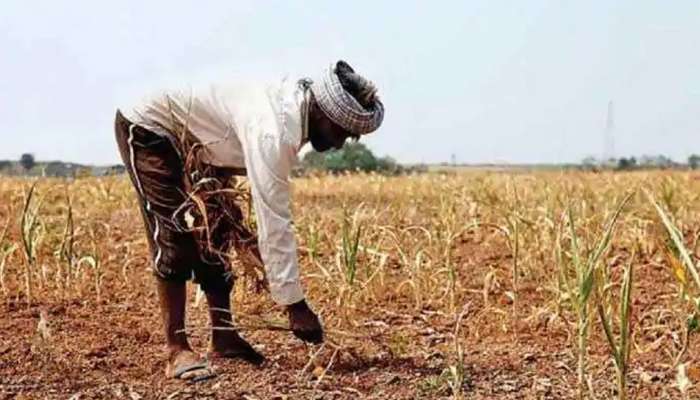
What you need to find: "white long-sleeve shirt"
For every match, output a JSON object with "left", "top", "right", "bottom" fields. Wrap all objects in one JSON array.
[{"left": 123, "top": 78, "right": 307, "bottom": 305}]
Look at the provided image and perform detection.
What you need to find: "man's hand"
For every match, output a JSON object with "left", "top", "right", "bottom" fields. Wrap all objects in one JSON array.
[{"left": 287, "top": 299, "right": 324, "bottom": 344}]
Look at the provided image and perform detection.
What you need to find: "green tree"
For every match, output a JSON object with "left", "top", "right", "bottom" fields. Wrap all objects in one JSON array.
[
  {"left": 19, "top": 153, "right": 35, "bottom": 171},
  {"left": 302, "top": 142, "right": 401, "bottom": 174},
  {"left": 689, "top": 154, "right": 700, "bottom": 170},
  {"left": 616, "top": 157, "right": 637, "bottom": 171}
]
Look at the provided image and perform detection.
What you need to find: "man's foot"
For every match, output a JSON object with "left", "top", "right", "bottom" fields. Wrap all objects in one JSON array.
[
  {"left": 209, "top": 331, "right": 265, "bottom": 365},
  {"left": 287, "top": 300, "right": 324, "bottom": 344},
  {"left": 165, "top": 349, "right": 216, "bottom": 382}
]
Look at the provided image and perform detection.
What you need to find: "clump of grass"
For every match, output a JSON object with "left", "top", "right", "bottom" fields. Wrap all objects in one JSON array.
[
  {"left": 647, "top": 190, "right": 700, "bottom": 368},
  {"left": 597, "top": 252, "right": 634, "bottom": 400},
  {"left": 445, "top": 303, "right": 471, "bottom": 399},
  {"left": 503, "top": 200, "right": 522, "bottom": 334},
  {"left": 306, "top": 224, "right": 321, "bottom": 262},
  {"left": 57, "top": 189, "right": 76, "bottom": 296},
  {"left": 340, "top": 209, "right": 362, "bottom": 289},
  {"left": 560, "top": 192, "right": 632, "bottom": 400},
  {"left": 0, "top": 219, "right": 17, "bottom": 295},
  {"left": 647, "top": 190, "right": 700, "bottom": 291},
  {"left": 20, "top": 181, "right": 44, "bottom": 303}
]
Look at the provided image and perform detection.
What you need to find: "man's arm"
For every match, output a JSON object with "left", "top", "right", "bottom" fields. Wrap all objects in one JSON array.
[
  {"left": 241, "top": 123, "right": 323, "bottom": 343},
  {"left": 242, "top": 125, "right": 302, "bottom": 304}
]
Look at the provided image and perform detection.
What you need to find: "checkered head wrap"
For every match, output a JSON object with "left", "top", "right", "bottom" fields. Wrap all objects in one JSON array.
[{"left": 310, "top": 61, "right": 385, "bottom": 135}]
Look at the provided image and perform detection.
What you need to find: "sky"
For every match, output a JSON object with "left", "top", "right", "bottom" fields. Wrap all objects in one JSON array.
[{"left": 1, "top": 1, "right": 698, "bottom": 165}]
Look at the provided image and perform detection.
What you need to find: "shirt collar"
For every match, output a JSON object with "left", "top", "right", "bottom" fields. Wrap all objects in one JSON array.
[{"left": 271, "top": 77, "right": 307, "bottom": 151}]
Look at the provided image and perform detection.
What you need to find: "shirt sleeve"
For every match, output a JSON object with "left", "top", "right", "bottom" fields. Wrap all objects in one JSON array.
[{"left": 241, "top": 120, "right": 305, "bottom": 305}]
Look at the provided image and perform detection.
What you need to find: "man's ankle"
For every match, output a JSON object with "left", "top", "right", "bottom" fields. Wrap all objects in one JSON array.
[
  {"left": 287, "top": 299, "right": 308, "bottom": 312},
  {"left": 167, "top": 342, "right": 192, "bottom": 356},
  {"left": 211, "top": 329, "right": 239, "bottom": 345}
]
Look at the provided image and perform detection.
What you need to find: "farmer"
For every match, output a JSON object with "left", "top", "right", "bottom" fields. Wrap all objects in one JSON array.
[{"left": 114, "top": 61, "right": 384, "bottom": 381}]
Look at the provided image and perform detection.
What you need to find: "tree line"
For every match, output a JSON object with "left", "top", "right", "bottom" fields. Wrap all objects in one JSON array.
[
  {"left": 581, "top": 155, "right": 700, "bottom": 171},
  {"left": 6, "top": 150, "right": 700, "bottom": 178},
  {"left": 0, "top": 153, "right": 124, "bottom": 177}
]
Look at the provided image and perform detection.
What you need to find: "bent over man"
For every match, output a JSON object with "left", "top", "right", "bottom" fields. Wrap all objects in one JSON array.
[{"left": 114, "top": 61, "right": 384, "bottom": 380}]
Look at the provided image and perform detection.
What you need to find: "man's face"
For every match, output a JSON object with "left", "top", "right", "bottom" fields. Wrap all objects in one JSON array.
[{"left": 308, "top": 109, "right": 356, "bottom": 152}]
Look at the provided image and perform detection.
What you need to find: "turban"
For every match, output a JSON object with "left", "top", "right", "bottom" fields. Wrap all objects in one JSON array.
[{"left": 310, "top": 61, "right": 385, "bottom": 135}]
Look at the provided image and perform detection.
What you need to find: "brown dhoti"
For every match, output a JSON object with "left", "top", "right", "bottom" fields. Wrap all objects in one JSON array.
[{"left": 114, "top": 110, "right": 263, "bottom": 292}]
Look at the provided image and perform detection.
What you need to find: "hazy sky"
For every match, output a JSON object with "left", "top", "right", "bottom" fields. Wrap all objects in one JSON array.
[{"left": 1, "top": 1, "right": 698, "bottom": 165}]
